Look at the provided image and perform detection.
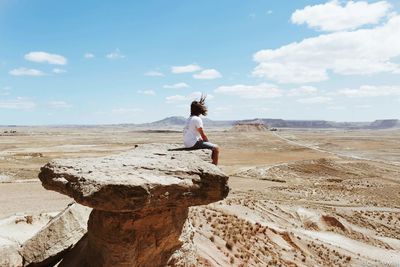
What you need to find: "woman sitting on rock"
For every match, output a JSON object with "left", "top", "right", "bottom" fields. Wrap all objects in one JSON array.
[{"left": 183, "top": 95, "right": 219, "bottom": 165}]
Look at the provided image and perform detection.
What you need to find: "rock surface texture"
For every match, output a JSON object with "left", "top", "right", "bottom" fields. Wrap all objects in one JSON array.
[
  {"left": 19, "top": 202, "right": 91, "bottom": 267},
  {"left": 0, "top": 243, "right": 23, "bottom": 267},
  {"left": 39, "top": 144, "right": 229, "bottom": 267}
]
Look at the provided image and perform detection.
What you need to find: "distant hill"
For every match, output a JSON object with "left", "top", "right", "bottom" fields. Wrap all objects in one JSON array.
[
  {"left": 138, "top": 116, "right": 235, "bottom": 129},
  {"left": 1, "top": 118, "right": 399, "bottom": 129},
  {"left": 140, "top": 116, "right": 187, "bottom": 127},
  {"left": 137, "top": 117, "right": 400, "bottom": 130},
  {"left": 230, "top": 123, "right": 268, "bottom": 132},
  {"left": 369, "top": 119, "right": 400, "bottom": 129}
]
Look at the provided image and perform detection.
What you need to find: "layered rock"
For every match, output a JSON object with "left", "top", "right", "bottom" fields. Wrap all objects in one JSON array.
[
  {"left": 0, "top": 242, "right": 22, "bottom": 267},
  {"left": 39, "top": 144, "right": 229, "bottom": 267},
  {"left": 19, "top": 202, "right": 91, "bottom": 267}
]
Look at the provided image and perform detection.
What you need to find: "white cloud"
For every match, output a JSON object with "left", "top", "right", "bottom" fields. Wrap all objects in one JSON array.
[
  {"left": 48, "top": 101, "right": 72, "bottom": 109},
  {"left": 327, "top": 106, "right": 346, "bottom": 110},
  {"left": 84, "top": 53, "right": 95, "bottom": 59},
  {"left": 0, "top": 98, "right": 36, "bottom": 109},
  {"left": 356, "top": 104, "right": 372, "bottom": 109},
  {"left": 25, "top": 51, "right": 67, "bottom": 65},
  {"left": 266, "top": 10, "right": 273, "bottom": 15},
  {"left": 106, "top": 49, "right": 125, "bottom": 59},
  {"left": 253, "top": 15, "right": 400, "bottom": 83},
  {"left": 214, "top": 83, "right": 282, "bottom": 99},
  {"left": 297, "top": 96, "right": 332, "bottom": 104},
  {"left": 137, "top": 90, "right": 156, "bottom": 96},
  {"left": 254, "top": 107, "right": 271, "bottom": 112},
  {"left": 214, "top": 106, "right": 231, "bottom": 112},
  {"left": 165, "top": 95, "right": 186, "bottom": 103},
  {"left": 291, "top": 1, "right": 392, "bottom": 32},
  {"left": 287, "top": 86, "right": 318, "bottom": 96},
  {"left": 144, "top": 71, "right": 164, "bottom": 77},
  {"left": 0, "top": 87, "right": 11, "bottom": 96},
  {"left": 111, "top": 107, "right": 142, "bottom": 114},
  {"left": 163, "top": 82, "right": 190, "bottom": 89},
  {"left": 9, "top": 68, "right": 45, "bottom": 76},
  {"left": 52, "top": 68, "right": 66, "bottom": 74},
  {"left": 337, "top": 85, "right": 400, "bottom": 97},
  {"left": 171, "top": 64, "right": 202, "bottom": 74},
  {"left": 193, "top": 69, "right": 222, "bottom": 80}
]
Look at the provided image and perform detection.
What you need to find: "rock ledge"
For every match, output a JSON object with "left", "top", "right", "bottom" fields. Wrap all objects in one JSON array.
[{"left": 39, "top": 144, "right": 229, "bottom": 267}]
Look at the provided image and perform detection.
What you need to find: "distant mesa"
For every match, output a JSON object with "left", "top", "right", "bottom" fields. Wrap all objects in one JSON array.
[
  {"left": 137, "top": 117, "right": 400, "bottom": 130},
  {"left": 369, "top": 119, "right": 400, "bottom": 129},
  {"left": 230, "top": 121, "right": 268, "bottom": 132},
  {"left": 1, "top": 117, "right": 399, "bottom": 130}
]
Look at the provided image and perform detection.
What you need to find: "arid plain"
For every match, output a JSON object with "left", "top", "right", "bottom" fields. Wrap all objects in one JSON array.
[{"left": 1, "top": 126, "right": 400, "bottom": 266}]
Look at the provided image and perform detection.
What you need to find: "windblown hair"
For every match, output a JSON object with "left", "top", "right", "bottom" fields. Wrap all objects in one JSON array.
[{"left": 190, "top": 95, "right": 208, "bottom": 116}]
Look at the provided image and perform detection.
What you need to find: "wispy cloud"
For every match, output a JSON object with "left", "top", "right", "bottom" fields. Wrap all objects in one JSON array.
[
  {"left": 48, "top": 101, "right": 72, "bottom": 109},
  {"left": 337, "top": 85, "right": 400, "bottom": 97},
  {"left": 106, "top": 49, "right": 125, "bottom": 59},
  {"left": 137, "top": 90, "right": 156, "bottom": 96},
  {"left": 327, "top": 106, "right": 346, "bottom": 110},
  {"left": 111, "top": 107, "right": 142, "bottom": 114},
  {"left": 25, "top": 51, "right": 67, "bottom": 65},
  {"left": 287, "top": 86, "right": 318, "bottom": 96},
  {"left": 165, "top": 95, "right": 186, "bottom": 103},
  {"left": 356, "top": 104, "right": 372, "bottom": 109},
  {"left": 193, "top": 69, "right": 222, "bottom": 80},
  {"left": 0, "top": 97, "right": 36, "bottom": 109},
  {"left": 144, "top": 71, "right": 164, "bottom": 77},
  {"left": 84, "top": 53, "right": 95, "bottom": 59},
  {"left": 52, "top": 68, "right": 66, "bottom": 74},
  {"left": 297, "top": 96, "right": 332, "bottom": 104},
  {"left": 9, "top": 67, "right": 45, "bottom": 76},
  {"left": 0, "top": 87, "right": 11, "bottom": 96},
  {"left": 214, "top": 106, "right": 232, "bottom": 112},
  {"left": 171, "top": 64, "right": 202, "bottom": 74},
  {"left": 163, "top": 82, "right": 189, "bottom": 89}
]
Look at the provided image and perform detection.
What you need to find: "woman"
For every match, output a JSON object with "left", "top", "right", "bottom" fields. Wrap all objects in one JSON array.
[{"left": 183, "top": 95, "right": 219, "bottom": 165}]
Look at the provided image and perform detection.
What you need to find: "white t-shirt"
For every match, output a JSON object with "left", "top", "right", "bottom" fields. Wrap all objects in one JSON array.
[{"left": 183, "top": 116, "right": 203, "bottom": 147}]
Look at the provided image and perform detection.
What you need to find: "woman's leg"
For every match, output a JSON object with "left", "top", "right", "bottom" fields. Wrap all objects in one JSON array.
[
  {"left": 192, "top": 141, "right": 219, "bottom": 165},
  {"left": 211, "top": 146, "right": 219, "bottom": 165}
]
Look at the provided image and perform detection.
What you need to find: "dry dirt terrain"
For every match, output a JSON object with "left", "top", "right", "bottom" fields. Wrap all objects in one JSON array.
[{"left": 1, "top": 126, "right": 400, "bottom": 266}]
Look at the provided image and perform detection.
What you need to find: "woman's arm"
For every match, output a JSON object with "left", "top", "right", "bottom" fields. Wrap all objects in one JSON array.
[{"left": 197, "top": 127, "right": 208, "bottom": 142}]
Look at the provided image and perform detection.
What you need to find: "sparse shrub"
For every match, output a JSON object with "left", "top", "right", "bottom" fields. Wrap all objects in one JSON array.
[
  {"left": 226, "top": 241, "right": 233, "bottom": 250},
  {"left": 25, "top": 215, "right": 33, "bottom": 224}
]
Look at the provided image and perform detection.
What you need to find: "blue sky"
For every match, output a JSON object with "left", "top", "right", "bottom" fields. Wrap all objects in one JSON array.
[{"left": 1, "top": 0, "right": 400, "bottom": 125}]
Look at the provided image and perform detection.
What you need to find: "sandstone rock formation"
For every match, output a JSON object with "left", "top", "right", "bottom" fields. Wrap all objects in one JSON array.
[
  {"left": 39, "top": 144, "right": 229, "bottom": 267},
  {"left": 0, "top": 242, "right": 23, "bottom": 267},
  {"left": 230, "top": 122, "right": 268, "bottom": 132},
  {"left": 19, "top": 202, "right": 91, "bottom": 267}
]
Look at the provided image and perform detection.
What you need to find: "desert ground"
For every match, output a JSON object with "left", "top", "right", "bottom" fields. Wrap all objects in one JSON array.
[{"left": 1, "top": 126, "right": 400, "bottom": 266}]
